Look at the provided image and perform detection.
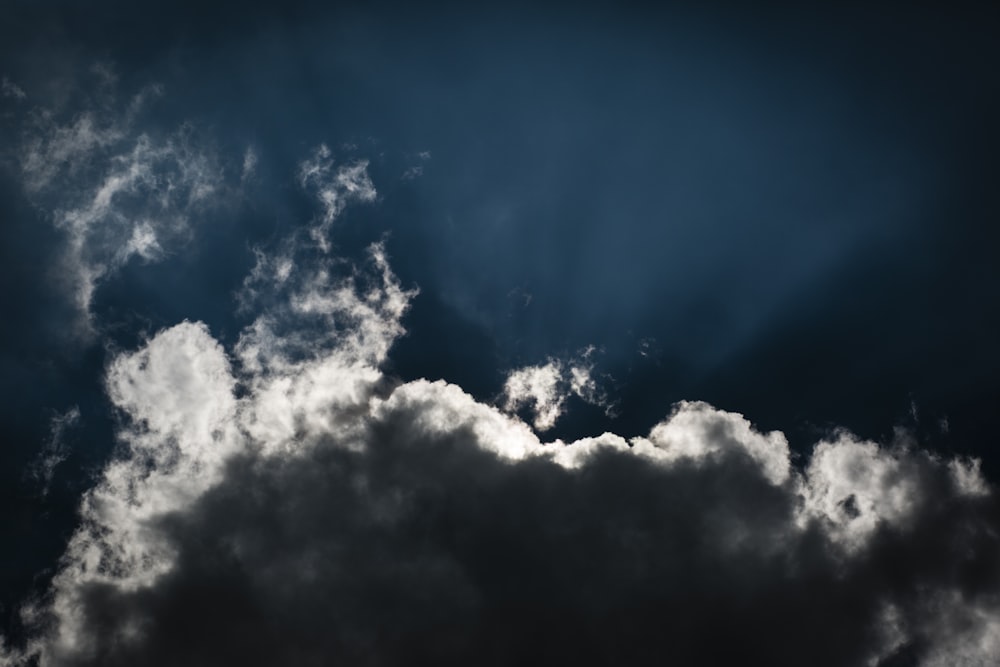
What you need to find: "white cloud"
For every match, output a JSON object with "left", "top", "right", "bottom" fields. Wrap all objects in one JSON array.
[
  {"left": 14, "top": 76, "right": 223, "bottom": 338},
  {"left": 30, "top": 321, "right": 242, "bottom": 662},
  {"left": 378, "top": 379, "right": 543, "bottom": 461},
  {"left": 501, "top": 360, "right": 565, "bottom": 431},
  {"left": 501, "top": 347, "right": 611, "bottom": 431},
  {"left": 54, "top": 130, "right": 221, "bottom": 333},
  {"left": 28, "top": 407, "right": 81, "bottom": 496},
  {"left": 297, "top": 144, "right": 377, "bottom": 252},
  {"left": 241, "top": 145, "right": 258, "bottom": 182},
  {"left": 633, "top": 400, "right": 791, "bottom": 486},
  {"left": 21, "top": 112, "right": 125, "bottom": 193},
  {"left": 801, "top": 435, "right": 926, "bottom": 550},
  {"left": 236, "top": 240, "right": 417, "bottom": 454}
]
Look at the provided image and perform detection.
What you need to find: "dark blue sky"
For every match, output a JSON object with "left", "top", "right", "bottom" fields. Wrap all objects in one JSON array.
[
  {"left": 13, "top": 0, "right": 986, "bottom": 450},
  {"left": 1, "top": 2, "right": 999, "bottom": 664}
]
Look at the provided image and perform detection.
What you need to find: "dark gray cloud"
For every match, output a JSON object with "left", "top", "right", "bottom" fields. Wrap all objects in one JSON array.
[{"left": 15, "top": 376, "right": 1000, "bottom": 666}]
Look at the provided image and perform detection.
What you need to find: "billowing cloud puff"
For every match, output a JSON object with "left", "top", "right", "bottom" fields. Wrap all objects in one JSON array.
[{"left": 3, "top": 230, "right": 997, "bottom": 667}]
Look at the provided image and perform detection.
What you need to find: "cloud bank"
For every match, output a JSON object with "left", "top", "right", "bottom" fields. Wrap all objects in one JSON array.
[{"left": 3, "top": 148, "right": 999, "bottom": 667}]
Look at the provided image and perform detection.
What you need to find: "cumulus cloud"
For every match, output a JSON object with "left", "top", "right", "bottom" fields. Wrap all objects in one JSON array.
[
  {"left": 401, "top": 164, "right": 423, "bottom": 180},
  {"left": 4, "top": 155, "right": 1000, "bottom": 667},
  {"left": 501, "top": 347, "right": 611, "bottom": 431},
  {"left": 13, "top": 73, "right": 224, "bottom": 337},
  {"left": 4, "top": 240, "right": 999, "bottom": 666}
]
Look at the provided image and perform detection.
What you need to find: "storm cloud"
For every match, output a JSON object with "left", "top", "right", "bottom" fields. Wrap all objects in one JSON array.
[
  {"left": 4, "top": 188, "right": 998, "bottom": 665},
  {"left": 2, "top": 5, "right": 999, "bottom": 666}
]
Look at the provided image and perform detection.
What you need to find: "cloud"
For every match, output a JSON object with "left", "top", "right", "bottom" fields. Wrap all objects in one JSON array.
[
  {"left": 3, "top": 148, "right": 999, "bottom": 667},
  {"left": 401, "top": 164, "right": 424, "bottom": 180},
  {"left": 297, "top": 143, "right": 377, "bottom": 252},
  {"left": 27, "top": 407, "right": 81, "bottom": 497},
  {"left": 501, "top": 347, "right": 611, "bottom": 431},
  {"left": 401, "top": 151, "right": 430, "bottom": 181},
  {"left": 500, "top": 359, "right": 565, "bottom": 430},
  {"left": 12, "top": 73, "right": 224, "bottom": 337},
  {"left": 1, "top": 77, "right": 26, "bottom": 101},
  {"left": 241, "top": 146, "right": 257, "bottom": 182},
  {"left": 2, "top": 227, "right": 998, "bottom": 667}
]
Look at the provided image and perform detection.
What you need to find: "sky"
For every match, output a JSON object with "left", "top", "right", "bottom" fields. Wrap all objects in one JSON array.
[{"left": 1, "top": 1, "right": 999, "bottom": 665}]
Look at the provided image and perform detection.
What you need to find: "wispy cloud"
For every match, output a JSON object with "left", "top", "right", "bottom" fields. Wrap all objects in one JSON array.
[
  {"left": 26, "top": 407, "right": 81, "bottom": 497},
  {"left": 240, "top": 145, "right": 258, "bottom": 182},
  {"left": 401, "top": 164, "right": 424, "bottom": 180},
  {"left": 298, "top": 143, "right": 377, "bottom": 252},
  {"left": 13, "top": 71, "right": 224, "bottom": 338},
  {"left": 401, "top": 151, "right": 430, "bottom": 181}
]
